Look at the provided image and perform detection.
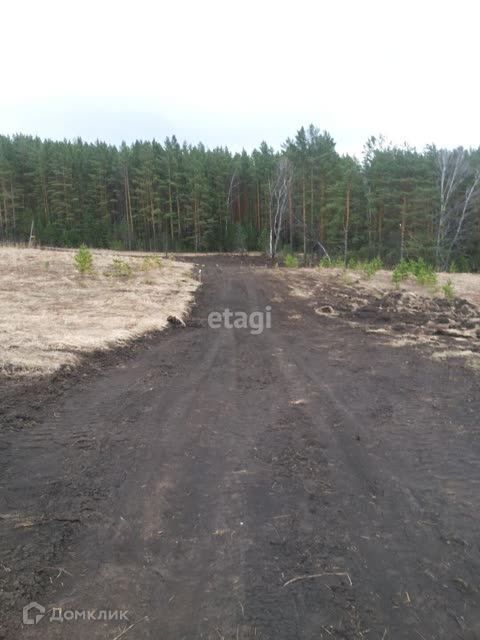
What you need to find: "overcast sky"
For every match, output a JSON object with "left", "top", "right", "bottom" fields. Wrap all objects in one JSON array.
[{"left": 1, "top": 0, "right": 479, "bottom": 156}]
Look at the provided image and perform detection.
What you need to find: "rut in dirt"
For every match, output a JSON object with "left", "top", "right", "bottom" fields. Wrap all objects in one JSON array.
[{"left": 1, "top": 256, "right": 480, "bottom": 640}]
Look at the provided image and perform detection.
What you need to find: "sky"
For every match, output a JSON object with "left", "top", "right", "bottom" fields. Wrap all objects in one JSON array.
[{"left": 1, "top": 0, "right": 479, "bottom": 157}]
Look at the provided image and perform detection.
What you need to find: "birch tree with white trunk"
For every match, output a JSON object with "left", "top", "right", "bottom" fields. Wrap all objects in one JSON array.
[
  {"left": 269, "top": 157, "right": 292, "bottom": 258},
  {"left": 436, "top": 148, "right": 480, "bottom": 269}
]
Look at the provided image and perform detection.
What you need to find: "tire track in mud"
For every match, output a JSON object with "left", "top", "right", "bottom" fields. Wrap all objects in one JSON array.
[
  {"left": 2, "top": 256, "right": 480, "bottom": 640},
  {"left": 261, "top": 272, "right": 480, "bottom": 639}
]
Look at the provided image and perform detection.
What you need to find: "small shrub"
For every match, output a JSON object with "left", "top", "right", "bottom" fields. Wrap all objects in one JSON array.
[
  {"left": 392, "top": 261, "right": 411, "bottom": 285},
  {"left": 141, "top": 256, "right": 163, "bottom": 271},
  {"left": 415, "top": 269, "right": 437, "bottom": 286},
  {"left": 361, "top": 257, "right": 382, "bottom": 279},
  {"left": 106, "top": 258, "right": 133, "bottom": 278},
  {"left": 442, "top": 279, "right": 455, "bottom": 302},
  {"left": 284, "top": 253, "right": 299, "bottom": 268},
  {"left": 74, "top": 244, "right": 93, "bottom": 274},
  {"left": 392, "top": 259, "right": 437, "bottom": 287},
  {"left": 412, "top": 259, "right": 437, "bottom": 286},
  {"left": 407, "top": 258, "right": 425, "bottom": 276}
]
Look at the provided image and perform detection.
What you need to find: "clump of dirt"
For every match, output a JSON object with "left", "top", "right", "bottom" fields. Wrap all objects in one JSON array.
[
  {"left": 354, "top": 291, "right": 480, "bottom": 341},
  {"left": 306, "top": 280, "right": 480, "bottom": 356},
  {"left": 283, "top": 269, "right": 480, "bottom": 355}
]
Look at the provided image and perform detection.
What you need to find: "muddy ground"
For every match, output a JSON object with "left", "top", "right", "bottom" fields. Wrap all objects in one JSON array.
[
  {"left": 280, "top": 268, "right": 480, "bottom": 365},
  {"left": 1, "top": 256, "right": 480, "bottom": 639}
]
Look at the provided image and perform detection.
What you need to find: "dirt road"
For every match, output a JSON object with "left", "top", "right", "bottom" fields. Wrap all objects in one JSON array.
[{"left": 1, "top": 257, "right": 480, "bottom": 639}]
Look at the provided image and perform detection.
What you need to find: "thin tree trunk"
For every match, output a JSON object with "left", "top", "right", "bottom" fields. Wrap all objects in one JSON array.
[
  {"left": 288, "top": 188, "right": 293, "bottom": 248},
  {"left": 1, "top": 179, "right": 8, "bottom": 237},
  {"left": 400, "top": 195, "right": 407, "bottom": 261},
  {"left": 10, "top": 179, "right": 16, "bottom": 238},
  {"left": 319, "top": 178, "right": 325, "bottom": 242},
  {"left": 150, "top": 189, "right": 156, "bottom": 251},
  {"left": 256, "top": 181, "right": 261, "bottom": 230},
  {"left": 176, "top": 194, "right": 181, "bottom": 241},
  {"left": 123, "top": 165, "right": 133, "bottom": 250},
  {"left": 302, "top": 173, "right": 306, "bottom": 264},
  {"left": 378, "top": 204, "right": 384, "bottom": 256},
  {"left": 193, "top": 191, "right": 199, "bottom": 252},
  {"left": 310, "top": 167, "right": 314, "bottom": 239},
  {"left": 344, "top": 183, "right": 351, "bottom": 266}
]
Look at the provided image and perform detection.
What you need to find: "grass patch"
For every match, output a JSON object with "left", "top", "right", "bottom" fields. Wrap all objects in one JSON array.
[
  {"left": 319, "top": 256, "right": 345, "bottom": 269},
  {"left": 360, "top": 257, "right": 383, "bottom": 279},
  {"left": 141, "top": 256, "right": 163, "bottom": 271},
  {"left": 284, "top": 253, "right": 299, "bottom": 268}
]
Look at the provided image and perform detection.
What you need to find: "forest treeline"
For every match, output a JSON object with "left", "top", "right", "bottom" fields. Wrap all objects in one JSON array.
[{"left": 0, "top": 126, "right": 479, "bottom": 269}]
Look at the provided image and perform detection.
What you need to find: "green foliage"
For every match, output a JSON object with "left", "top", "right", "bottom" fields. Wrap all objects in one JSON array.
[
  {"left": 257, "top": 229, "right": 269, "bottom": 254},
  {"left": 319, "top": 256, "right": 345, "bottom": 268},
  {"left": 360, "top": 257, "right": 383, "bottom": 278},
  {"left": 415, "top": 268, "right": 437, "bottom": 286},
  {"left": 0, "top": 131, "right": 478, "bottom": 268},
  {"left": 449, "top": 256, "right": 471, "bottom": 273},
  {"left": 392, "top": 261, "right": 411, "bottom": 285},
  {"left": 284, "top": 253, "right": 299, "bottom": 268},
  {"left": 109, "top": 239, "right": 125, "bottom": 251},
  {"left": 346, "top": 257, "right": 382, "bottom": 277},
  {"left": 106, "top": 258, "right": 133, "bottom": 278},
  {"left": 74, "top": 244, "right": 93, "bottom": 274},
  {"left": 442, "top": 279, "right": 455, "bottom": 302},
  {"left": 392, "top": 259, "right": 437, "bottom": 286},
  {"left": 234, "top": 224, "right": 247, "bottom": 252},
  {"left": 411, "top": 258, "right": 437, "bottom": 285}
]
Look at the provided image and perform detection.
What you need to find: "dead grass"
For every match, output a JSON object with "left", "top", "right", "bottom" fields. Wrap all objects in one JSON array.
[
  {"left": 331, "top": 268, "right": 480, "bottom": 307},
  {"left": 0, "top": 247, "right": 199, "bottom": 377},
  {"left": 280, "top": 267, "right": 480, "bottom": 309}
]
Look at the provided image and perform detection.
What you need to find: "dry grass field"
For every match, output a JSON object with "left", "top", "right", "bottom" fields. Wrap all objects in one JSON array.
[
  {"left": 283, "top": 266, "right": 480, "bottom": 307},
  {"left": 353, "top": 268, "right": 480, "bottom": 306},
  {"left": 0, "top": 247, "right": 199, "bottom": 377}
]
